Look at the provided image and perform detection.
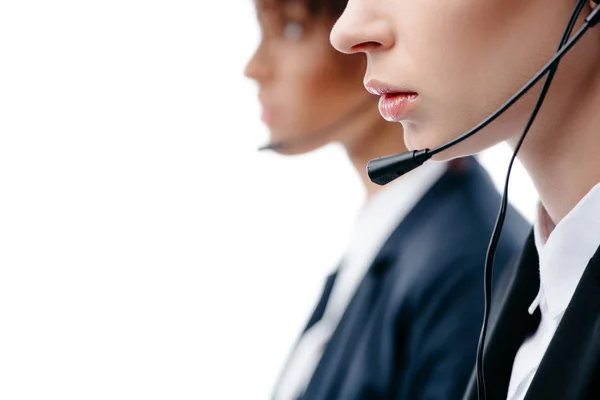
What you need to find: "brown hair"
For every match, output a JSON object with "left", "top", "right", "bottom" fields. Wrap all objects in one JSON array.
[
  {"left": 304, "top": 0, "right": 347, "bottom": 19},
  {"left": 257, "top": 0, "right": 348, "bottom": 20}
]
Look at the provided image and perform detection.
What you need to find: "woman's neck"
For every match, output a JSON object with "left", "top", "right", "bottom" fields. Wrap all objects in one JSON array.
[{"left": 515, "top": 35, "right": 600, "bottom": 224}]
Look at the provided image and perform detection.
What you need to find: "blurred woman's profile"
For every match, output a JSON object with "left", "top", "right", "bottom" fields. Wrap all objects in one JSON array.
[{"left": 245, "top": 1, "right": 529, "bottom": 399}]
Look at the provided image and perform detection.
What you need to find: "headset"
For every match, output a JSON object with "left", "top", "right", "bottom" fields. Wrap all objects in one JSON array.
[
  {"left": 258, "top": 97, "right": 375, "bottom": 152},
  {"left": 367, "top": 1, "right": 599, "bottom": 399}
]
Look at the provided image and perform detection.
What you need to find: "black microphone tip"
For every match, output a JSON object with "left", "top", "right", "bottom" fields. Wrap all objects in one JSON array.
[
  {"left": 258, "top": 142, "right": 286, "bottom": 152},
  {"left": 367, "top": 149, "right": 431, "bottom": 185}
]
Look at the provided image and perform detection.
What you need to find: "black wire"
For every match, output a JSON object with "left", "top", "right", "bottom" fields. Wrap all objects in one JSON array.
[{"left": 475, "top": 1, "right": 588, "bottom": 398}]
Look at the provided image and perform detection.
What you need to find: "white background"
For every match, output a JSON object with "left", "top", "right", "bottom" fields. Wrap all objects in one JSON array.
[{"left": 0, "top": 1, "right": 537, "bottom": 399}]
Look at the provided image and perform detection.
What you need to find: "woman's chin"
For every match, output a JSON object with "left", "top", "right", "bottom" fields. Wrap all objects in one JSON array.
[
  {"left": 402, "top": 126, "right": 443, "bottom": 154},
  {"left": 273, "top": 146, "right": 311, "bottom": 156},
  {"left": 404, "top": 130, "right": 464, "bottom": 162}
]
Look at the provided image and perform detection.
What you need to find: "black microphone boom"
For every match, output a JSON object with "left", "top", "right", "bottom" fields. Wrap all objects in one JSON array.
[{"left": 367, "top": 149, "right": 431, "bottom": 185}]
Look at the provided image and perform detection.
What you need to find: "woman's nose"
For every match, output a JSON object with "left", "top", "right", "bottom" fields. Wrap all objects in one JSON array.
[
  {"left": 330, "top": 0, "right": 395, "bottom": 55},
  {"left": 244, "top": 44, "right": 272, "bottom": 82}
]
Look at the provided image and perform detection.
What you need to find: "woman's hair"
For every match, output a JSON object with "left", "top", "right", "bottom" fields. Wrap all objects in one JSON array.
[
  {"left": 304, "top": 0, "right": 347, "bottom": 19},
  {"left": 257, "top": 0, "right": 348, "bottom": 20}
]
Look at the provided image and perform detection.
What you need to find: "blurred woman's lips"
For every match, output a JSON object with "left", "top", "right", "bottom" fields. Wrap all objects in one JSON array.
[
  {"left": 364, "top": 79, "right": 418, "bottom": 122},
  {"left": 258, "top": 95, "right": 275, "bottom": 125},
  {"left": 261, "top": 106, "right": 274, "bottom": 125}
]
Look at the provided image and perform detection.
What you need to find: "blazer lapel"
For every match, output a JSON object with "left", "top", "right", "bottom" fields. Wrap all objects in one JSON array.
[
  {"left": 464, "top": 231, "right": 541, "bottom": 400},
  {"left": 301, "top": 255, "right": 393, "bottom": 400},
  {"left": 303, "top": 271, "right": 339, "bottom": 333},
  {"left": 272, "top": 270, "right": 339, "bottom": 400},
  {"left": 524, "top": 245, "right": 600, "bottom": 399}
]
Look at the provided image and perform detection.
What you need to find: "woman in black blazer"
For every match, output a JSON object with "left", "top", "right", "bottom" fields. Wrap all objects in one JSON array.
[
  {"left": 331, "top": 0, "right": 600, "bottom": 399},
  {"left": 245, "top": 1, "right": 529, "bottom": 399}
]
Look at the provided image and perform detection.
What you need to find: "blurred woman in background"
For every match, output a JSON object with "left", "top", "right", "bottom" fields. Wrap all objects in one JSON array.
[{"left": 245, "top": 0, "right": 529, "bottom": 399}]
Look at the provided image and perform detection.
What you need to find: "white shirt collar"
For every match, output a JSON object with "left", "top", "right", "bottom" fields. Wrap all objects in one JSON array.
[{"left": 530, "top": 182, "right": 600, "bottom": 319}]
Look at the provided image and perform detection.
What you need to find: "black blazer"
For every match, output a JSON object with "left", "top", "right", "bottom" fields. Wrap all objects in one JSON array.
[
  {"left": 463, "top": 231, "right": 600, "bottom": 400},
  {"left": 277, "top": 158, "right": 529, "bottom": 400}
]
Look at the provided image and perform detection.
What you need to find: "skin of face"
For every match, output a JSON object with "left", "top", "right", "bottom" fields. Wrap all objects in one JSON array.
[
  {"left": 245, "top": 1, "right": 374, "bottom": 155},
  {"left": 330, "top": 0, "right": 600, "bottom": 160}
]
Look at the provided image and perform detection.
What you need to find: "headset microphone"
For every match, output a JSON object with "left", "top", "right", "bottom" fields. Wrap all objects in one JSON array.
[
  {"left": 368, "top": 2, "right": 600, "bottom": 187},
  {"left": 258, "top": 97, "right": 374, "bottom": 152}
]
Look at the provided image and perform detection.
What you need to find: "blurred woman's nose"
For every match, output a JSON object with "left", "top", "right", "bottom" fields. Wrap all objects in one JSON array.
[
  {"left": 330, "top": 0, "right": 395, "bottom": 55},
  {"left": 244, "top": 44, "right": 271, "bottom": 82}
]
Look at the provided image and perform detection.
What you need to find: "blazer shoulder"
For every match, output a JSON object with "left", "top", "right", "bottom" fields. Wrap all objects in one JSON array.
[{"left": 384, "top": 162, "right": 528, "bottom": 297}]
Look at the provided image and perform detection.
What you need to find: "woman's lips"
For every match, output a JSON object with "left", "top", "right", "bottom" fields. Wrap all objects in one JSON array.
[
  {"left": 261, "top": 105, "right": 275, "bottom": 125},
  {"left": 378, "top": 92, "right": 418, "bottom": 122},
  {"left": 364, "top": 79, "right": 418, "bottom": 122}
]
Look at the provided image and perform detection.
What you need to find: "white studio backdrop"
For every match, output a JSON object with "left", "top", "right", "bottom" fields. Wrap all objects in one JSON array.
[{"left": 0, "top": 1, "right": 537, "bottom": 399}]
